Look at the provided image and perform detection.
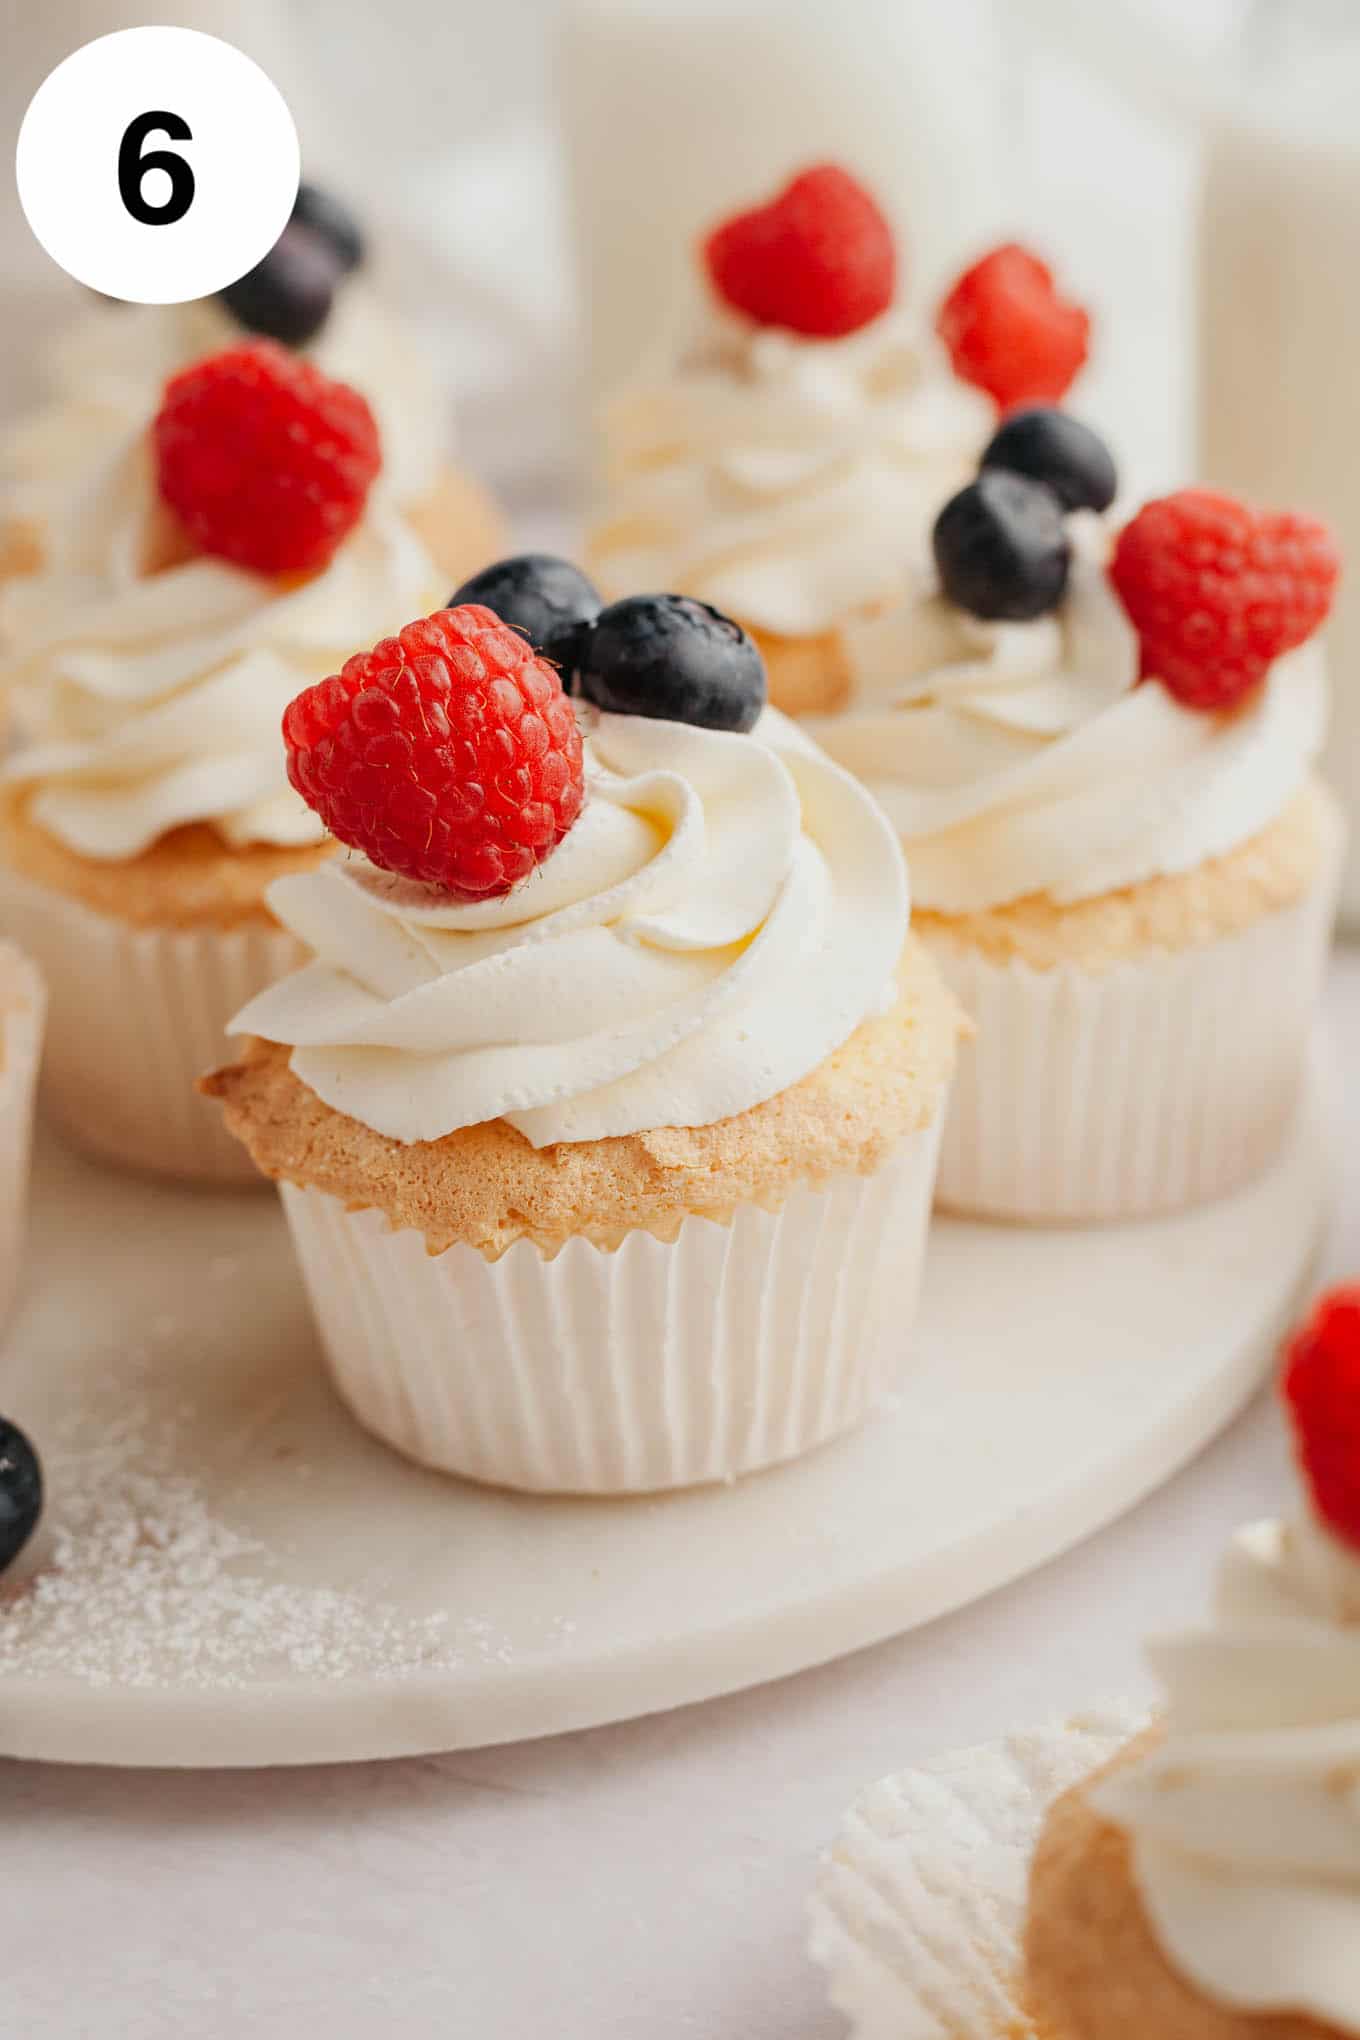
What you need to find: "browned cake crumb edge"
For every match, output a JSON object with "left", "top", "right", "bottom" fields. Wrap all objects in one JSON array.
[
  {"left": 915, "top": 778, "right": 1343, "bottom": 973},
  {"left": 203, "top": 935, "right": 963, "bottom": 1257},
  {"left": 0, "top": 791, "right": 335, "bottom": 931}
]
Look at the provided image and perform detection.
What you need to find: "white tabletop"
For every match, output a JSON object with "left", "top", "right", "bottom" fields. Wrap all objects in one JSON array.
[{"left": 4, "top": 952, "right": 1355, "bottom": 2040}]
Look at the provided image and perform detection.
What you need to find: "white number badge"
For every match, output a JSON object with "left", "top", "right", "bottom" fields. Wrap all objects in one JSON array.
[{"left": 16, "top": 26, "right": 299, "bottom": 305}]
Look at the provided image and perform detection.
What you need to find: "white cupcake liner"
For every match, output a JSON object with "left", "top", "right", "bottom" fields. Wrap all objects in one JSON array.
[
  {"left": 0, "top": 944, "right": 44, "bottom": 1329},
  {"left": 279, "top": 1112, "right": 945, "bottom": 1495},
  {"left": 926, "top": 864, "right": 1340, "bottom": 1224},
  {"left": 808, "top": 1702, "right": 1150, "bottom": 2040},
  {"left": 0, "top": 864, "right": 302, "bottom": 1185}
]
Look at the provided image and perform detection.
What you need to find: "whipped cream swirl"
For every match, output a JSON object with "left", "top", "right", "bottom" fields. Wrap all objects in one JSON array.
[
  {"left": 1095, "top": 1511, "right": 1360, "bottom": 2034},
  {"left": 2, "top": 433, "right": 441, "bottom": 858},
  {"left": 589, "top": 309, "right": 990, "bottom": 638},
  {"left": 231, "top": 709, "right": 908, "bottom": 1147},
  {"left": 2, "top": 286, "right": 445, "bottom": 521},
  {"left": 810, "top": 516, "right": 1328, "bottom": 912}
]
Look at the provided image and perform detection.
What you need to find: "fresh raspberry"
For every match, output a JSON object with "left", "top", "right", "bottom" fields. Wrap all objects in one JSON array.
[
  {"left": 284, "top": 606, "right": 585, "bottom": 899},
  {"left": 153, "top": 342, "right": 380, "bottom": 576},
  {"left": 1282, "top": 1286, "right": 1360, "bottom": 1553},
  {"left": 703, "top": 164, "right": 896, "bottom": 340},
  {"left": 936, "top": 244, "right": 1089, "bottom": 410},
  {"left": 1109, "top": 489, "right": 1339, "bottom": 711}
]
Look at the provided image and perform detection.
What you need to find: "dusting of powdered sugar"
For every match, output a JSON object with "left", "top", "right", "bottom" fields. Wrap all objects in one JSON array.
[
  {"left": 807, "top": 1703, "right": 1151, "bottom": 2040},
  {"left": 0, "top": 1359, "right": 505, "bottom": 1691}
]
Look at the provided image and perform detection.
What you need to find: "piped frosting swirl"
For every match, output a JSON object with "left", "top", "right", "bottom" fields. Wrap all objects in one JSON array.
[
  {"left": 231, "top": 708, "right": 909, "bottom": 1147},
  {"left": 807, "top": 516, "right": 1328, "bottom": 912},
  {"left": 589, "top": 308, "right": 990, "bottom": 638}
]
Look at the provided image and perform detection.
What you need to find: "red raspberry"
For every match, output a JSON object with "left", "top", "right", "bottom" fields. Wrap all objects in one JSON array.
[
  {"left": 1109, "top": 489, "right": 1339, "bottom": 712},
  {"left": 1282, "top": 1286, "right": 1360, "bottom": 1553},
  {"left": 937, "top": 244, "right": 1089, "bottom": 410},
  {"left": 284, "top": 606, "right": 585, "bottom": 899},
  {"left": 153, "top": 342, "right": 381, "bottom": 576},
  {"left": 703, "top": 164, "right": 896, "bottom": 341}
]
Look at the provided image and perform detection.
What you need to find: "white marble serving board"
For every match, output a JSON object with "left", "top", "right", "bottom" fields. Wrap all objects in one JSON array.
[{"left": 0, "top": 1075, "right": 1331, "bottom": 1769}]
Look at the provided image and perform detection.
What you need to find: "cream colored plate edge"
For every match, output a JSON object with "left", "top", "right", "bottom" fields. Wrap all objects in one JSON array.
[{"left": 0, "top": 1074, "right": 1331, "bottom": 1768}]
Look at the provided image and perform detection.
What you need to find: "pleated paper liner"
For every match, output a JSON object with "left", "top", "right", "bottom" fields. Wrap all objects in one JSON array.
[
  {"left": 0, "top": 864, "right": 302, "bottom": 1185},
  {"left": 809, "top": 1702, "right": 1150, "bottom": 2040},
  {"left": 927, "top": 862, "right": 1339, "bottom": 1223},
  {"left": 281, "top": 1111, "right": 946, "bottom": 1495}
]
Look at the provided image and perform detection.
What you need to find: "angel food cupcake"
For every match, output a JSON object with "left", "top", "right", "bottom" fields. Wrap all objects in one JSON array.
[
  {"left": 0, "top": 342, "right": 443, "bottom": 1182},
  {"left": 0, "top": 183, "right": 505, "bottom": 592},
  {"left": 587, "top": 163, "right": 1090, "bottom": 718},
  {"left": 206, "top": 574, "right": 960, "bottom": 1493},
  {"left": 1026, "top": 1284, "right": 1360, "bottom": 2039},
  {"left": 806, "top": 411, "right": 1344, "bottom": 1220}
]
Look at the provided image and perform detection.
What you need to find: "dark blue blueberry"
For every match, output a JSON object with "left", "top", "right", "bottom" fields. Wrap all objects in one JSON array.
[
  {"left": 577, "top": 595, "right": 767, "bottom": 733},
  {"left": 448, "top": 555, "right": 603, "bottom": 679},
  {"left": 933, "top": 471, "right": 1070, "bottom": 623},
  {"left": 980, "top": 407, "right": 1117, "bottom": 515},
  {"left": 290, "top": 183, "right": 365, "bottom": 273},
  {"left": 0, "top": 1418, "right": 41, "bottom": 1574},
  {"left": 219, "top": 221, "right": 338, "bottom": 347}
]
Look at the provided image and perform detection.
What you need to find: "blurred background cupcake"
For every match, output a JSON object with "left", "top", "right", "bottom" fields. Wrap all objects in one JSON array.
[
  {"left": 0, "top": 179, "right": 507, "bottom": 596},
  {"left": 585, "top": 163, "right": 1095, "bottom": 720},
  {"left": 0, "top": 340, "right": 444, "bottom": 1182},
  {"left": 805, "top": 421, "right": 1344, "bottom": 1220}
]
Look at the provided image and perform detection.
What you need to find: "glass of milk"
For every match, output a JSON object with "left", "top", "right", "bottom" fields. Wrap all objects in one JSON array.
[
  {"left": 559, "top": 0, "right": 1005, "bottom": 405},
  {"left": 1198, "top": 0, "right": 1360, "bottom": 927}
]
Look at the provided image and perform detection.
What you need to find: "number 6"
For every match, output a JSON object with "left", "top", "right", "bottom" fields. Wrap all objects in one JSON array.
[{"left": 118, "top": 111, "right": 195, "bottom": 227}]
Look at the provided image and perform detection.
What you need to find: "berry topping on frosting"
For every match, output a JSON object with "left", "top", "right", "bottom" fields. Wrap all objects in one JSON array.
[
  {"left": 1282, "top": 1285, "right": 1360, "bottom": 1554},
  {"left": 937, "top": 244, "right": 1090, "bottom": 411},
  {"left": 576, "top": 594, "right": 768, "bottom": 732},
  {"left": 283, "top": 605, "right": 585, "bottom": 898},
  {"left": 1109, "top": 489, "right": 1340, "bottom": 712},
  {"left": 0, "top": 1416, "right": 42, "bottom": 1576},
  {"left": 290, "top": 181, "right": 365, "bottom": 274},
  {"left": 448, "top": 554, "right": 602, "bottom": 679},
  {"left": 980, "top": 406, "right": 1116, "bottom": 515},
  {"left": 153, "top": 342, "right": 381, "bottom": 577},
  {"left": 219, "top": 223, "right": 338, "bottom": 350},
  {"left": 219, "top": 181, "right": 364, "bottom": 345},
  {"left": 703, "top": 164, "right": 896, "bottom": 341},
  {"left": 932, "top": 470, "right": 1070, "bottom": 623}
]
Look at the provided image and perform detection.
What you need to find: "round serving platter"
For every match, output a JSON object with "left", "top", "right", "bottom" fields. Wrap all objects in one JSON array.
[{"left": 0, "top": 1074, "right": 1332, "bottom": 1768}]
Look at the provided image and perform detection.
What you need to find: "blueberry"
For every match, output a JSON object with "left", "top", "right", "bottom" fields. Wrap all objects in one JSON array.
[
  {"left": 577, "top": 595, "right": 767, "bottom": 733},
  {"left": 933, "top": 472, "right": 1070, "bottom": 623},
  {"left": 290, "top": 182, "right": 365, "bottom": 273},
  {"left": 448, "top": 555, "right": 603, "bottom": 678},
  {"left": 0, "top": 1417, "right": 41, "bottom": 1574},
  {"left": 219, "top": 221, "right": 339, "bottom": 347},
  {"left": 980, "top": 407, "right": 1117, "bottom": 515}
]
